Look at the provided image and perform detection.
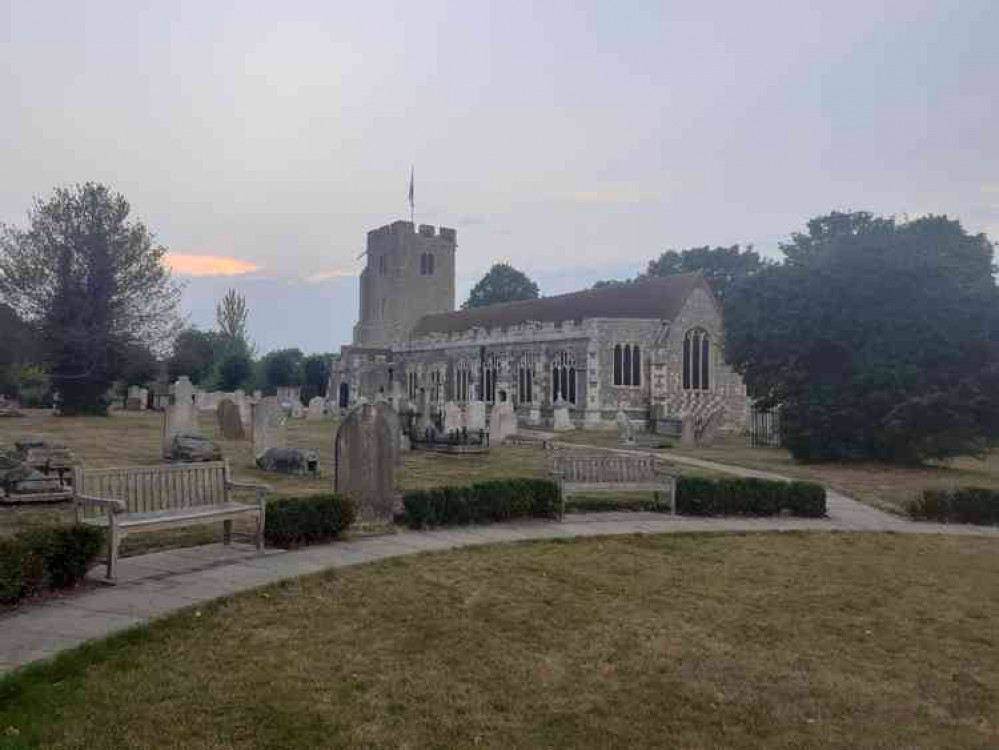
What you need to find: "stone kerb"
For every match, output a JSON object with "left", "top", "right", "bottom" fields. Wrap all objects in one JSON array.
[{"left": 334, "top": 402, "right": 398, "bottom": 523}]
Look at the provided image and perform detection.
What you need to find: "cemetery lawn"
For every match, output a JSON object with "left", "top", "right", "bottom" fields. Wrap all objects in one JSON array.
[
  {"left": 1, "top": 533, "right": 997, "bottom": 749},
  {"left": 550, "top": 430, "right": 999, "bottom": 515}
]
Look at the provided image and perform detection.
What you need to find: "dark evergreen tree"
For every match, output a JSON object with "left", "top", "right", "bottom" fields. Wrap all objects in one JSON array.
[{"left": 463, "top": 264, "right": 540, "bottom": 309}]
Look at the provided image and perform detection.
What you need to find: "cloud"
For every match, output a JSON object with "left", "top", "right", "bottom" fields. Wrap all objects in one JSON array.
[
  {"left": 559, "top": 186, "right": 662, "bottom": 205},
  {"left": 305, "top": 269, "right": 356, "bottom": 283},
  {"left": 166, "top": 253, "right": 261, "bottom": 277}
]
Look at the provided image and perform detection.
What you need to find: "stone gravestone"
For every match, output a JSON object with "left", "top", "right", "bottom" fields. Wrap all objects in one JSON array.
[
  {"left": 126, "top": 385, "right": 147, "bottom": 411},
  {"left": 527, "top": 406, "right": 541, "bottom": 426},
  {"left": 163, "top": 376, "right": 198, "bottom": 457},
  {"left": 443, "top": 401, "right": 463, "bottom": 434},
  {"left": 334, "top": 402, "right": 398, "bottom": 523},
  {"left": 679, "top": 411, "right": 697, "bottom": 449},
  {"left": 615, "top": 406, "right": 636, "bottom": 445},
  {"left": 253, "top": 396, "right": 287, "bottom": 461},
  {"left": 217, "top": 398, "right": 246, "bottom": 440},
  {"left": 415, "top": 391, "right": 434, "bottom": 436},
  {"left": 234, "top": 389, "right": 251, "bottom": 427},
  {"left": 489, "top": 401, "right": 518, "bottom": 444},
  {"left": 307, "top": 396, "right": 325, "bottom": 421},
  {"left": 466, "top": 400, "right": 486, "bottom": 432},
  {"left": 552, "top": 398, "right": 575, "bottom": 431}
]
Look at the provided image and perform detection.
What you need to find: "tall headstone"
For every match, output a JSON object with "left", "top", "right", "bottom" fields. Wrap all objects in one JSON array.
[
  {"left": 253, "top": 396, "right": 287, "bottom": 460},
  {"left": 443, "top": 401, "right": 463, "bottom": 433},
  {"left": 217, "top": 398, "right": 246, "bottom": 440},
  {"left": 490, "top": 401, "right": 518, "bottom": 444},
  {"left": 307, "top": 396, "right": 325, "bottom": 420},
  {"left": 234, "top": 389, "right": 251, "bottom": 426},
  {"left": 466, "top": 400, "right": 486, "bottom": 432},
  {"left": 616, "top": 406, "right": 635, "bottom": 445},
  {"left": 416, "top": 390, "right": 434, "bottom": 435},
  {"left": 334, "top": 402, "right": 398, "bottom": 523},
  {"left": 552, "top": 398, "right": 575, "bottom": 432},
  {"left": 163, "top": 377, "right": 198, "bottom": 457}
]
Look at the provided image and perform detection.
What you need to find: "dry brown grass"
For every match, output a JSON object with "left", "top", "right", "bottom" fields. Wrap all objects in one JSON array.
[{"left": 1, "top": 533, "right": 997, "bottom": 749}]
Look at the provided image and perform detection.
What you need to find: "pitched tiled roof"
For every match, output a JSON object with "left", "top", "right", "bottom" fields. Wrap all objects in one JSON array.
[{"left": 410, "top": 272, "right": 709, "bottom": 338}]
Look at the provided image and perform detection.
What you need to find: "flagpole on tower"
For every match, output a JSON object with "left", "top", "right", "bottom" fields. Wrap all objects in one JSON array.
[{"left": 408, "top": 166, "right": 415, "bottom": 224}]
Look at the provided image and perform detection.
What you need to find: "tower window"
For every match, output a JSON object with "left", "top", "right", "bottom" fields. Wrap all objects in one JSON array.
[{"left": 419, "top": 252, "right": 435, "bottom": 276}]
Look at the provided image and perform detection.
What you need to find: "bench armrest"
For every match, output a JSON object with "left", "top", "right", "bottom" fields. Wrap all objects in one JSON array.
[{"left": 75, "top": 493, "right": 127, "bottom": 514}]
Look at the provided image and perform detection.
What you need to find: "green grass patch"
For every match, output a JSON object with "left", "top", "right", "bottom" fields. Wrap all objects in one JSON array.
[{"left": 1, "top": 533, "right": 997, "bottom": 749}]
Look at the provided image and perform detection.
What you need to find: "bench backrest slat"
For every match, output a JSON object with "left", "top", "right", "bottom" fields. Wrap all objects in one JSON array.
[
  {"left": 553, "top": 450, "right": 672, "bottom": 485},
  {"left": 76, "top": 462, "right": 228, "bottom": 517}
]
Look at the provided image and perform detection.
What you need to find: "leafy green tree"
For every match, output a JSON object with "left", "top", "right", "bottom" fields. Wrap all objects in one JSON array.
[
  {"left": 0, "top": 303, "right": 36, "bottom": 396},
  {"left": 217, "top": 350, "right": 254, "bottom": 391},
  {"left": 643, "top": 245, "right": 766, "bottom": 302},
  {"left": 463, "top": 264, "right": 540, "bottom": 309},
  {"left": 167, "top": 329, "right": 219, "bottom": 385},
  {"left": 302, "top": 353, "right": 333, "bottom": 401},
  {"left": 261, "top": 348, "right": 304, "bottom": 389},
  {"left": 114, "top": 341, "right": 160, "bottom": 387},
  {"left": 0, "top": 183, "right": 181, "bottom": 415},
  {"left": 725, "top": 212, "right": 999, "bottom": 463},
  {"left": 215, "top": 288, "right": 252, "bottom": 355}
]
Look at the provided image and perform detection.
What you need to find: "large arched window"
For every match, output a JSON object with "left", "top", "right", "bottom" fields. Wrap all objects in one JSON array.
[
  {"left": 552, "top": 351, "right": 577, "bottom": 404},
  {"left": 613, "top": 344, "right": 642, "bottom": 387},
  {"left": 456, "top": 360, "right": 471, "bottom": 402},
  {"left": 484, "top": 353, "right": 499, "bottom": 403},
  {"left": 518, "top": 352, "right": 536, "bottom": 404},
  {"left": 683, "top": 329, "right": 710, "bottom": 391}
]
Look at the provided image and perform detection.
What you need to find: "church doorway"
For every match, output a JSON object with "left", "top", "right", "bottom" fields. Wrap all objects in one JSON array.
[{"left": 338, "top": 383, "right": 350, "bottom": 408}]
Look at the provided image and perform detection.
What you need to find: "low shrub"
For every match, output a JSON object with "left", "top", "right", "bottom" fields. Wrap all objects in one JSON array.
[
  {"left": 264, "top": 493, "right": 357, "bottom": 548},
  {"left": 404, "top": 479, "right": 559, "bottom": 529},
  {"left": 907, "top": 487, "right": 999, "bottom": 526},
  {"left": 676, "top": 476, "right": 826, "bottom": 518},
  {"left": 0, "top": 524, "right": 104, "bottom": 606}
]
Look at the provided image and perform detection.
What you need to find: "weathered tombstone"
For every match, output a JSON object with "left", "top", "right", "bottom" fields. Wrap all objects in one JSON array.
[
  {"left": 552, "top": 398, "right": 575, "bottom": 431},
  {"left": 234, "top": 389, "right": 251, "bottom": 426},
  {"left": 490, "top": 401, "right": 518, "bottom": 444},
  {"left": 334, "top": 402, "right": 398, "bottom": 523},
  {"left": 616, "top": 406, "right": 636, "bottom": 445},
  {"left": 257, "top": 447, "right": 319, "bottom": 475},
  {"left": 375, "top": 401, "right": 404, "bottom": 468},
  {"left": 466, "top": 400, "right": 486, "bottom": 432},
  {"left": 217, "top": 398, "right": 246, "bottom": 440},
  {"left": 680, "top": 414, "right": 697, "bottom": 448},
  {"left": 252, "top": 396, "right": 287, "bottom": 460},
  {"left": 290, "top": 401, "right": 304, "bottom": 419},
  {"left": 163, "top": 376, "right": 198, "bottom": 458},
  {"left": 527, "top": 406, "right": 541, "bottom": 426},
  {"left": 415, "top": 391, "right": 434, "bottom": 435},
  {"left": 167, "top": 434, "right": 223, "bottom": 462},
  {"left": 307, "top": 396, "right": 325, "bottom": 421},
  {"left": 125, "top": 385, "right": 146, "bottom": 411},
  {"left": 443, "top": 401, "right": 463, "bottom": 433}
]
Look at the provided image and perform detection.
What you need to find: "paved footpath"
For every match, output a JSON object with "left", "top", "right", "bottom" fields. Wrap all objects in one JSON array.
[{"left": 1, "top": 451, "right": 996, "bottom": 676}]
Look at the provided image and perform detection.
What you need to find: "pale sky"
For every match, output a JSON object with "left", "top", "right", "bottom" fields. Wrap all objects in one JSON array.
[{"left": 2, "top": 1, "right": 997, "bottom": 353}]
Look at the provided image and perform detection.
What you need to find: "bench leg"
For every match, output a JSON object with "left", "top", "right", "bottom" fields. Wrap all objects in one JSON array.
[
  {"left": 223, "top": 519, "right": 233, "bottom": 545},
  {"left": 105, "top": 527, "right": 121, "bottom": 584}
]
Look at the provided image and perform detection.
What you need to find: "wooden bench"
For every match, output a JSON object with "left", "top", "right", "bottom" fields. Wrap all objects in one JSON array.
[
  {"left": 550, "top": 447, "right": 680, "bottom": 520},
  {"left": 72, "top": 461, "right": 270, "bottom": 583}
]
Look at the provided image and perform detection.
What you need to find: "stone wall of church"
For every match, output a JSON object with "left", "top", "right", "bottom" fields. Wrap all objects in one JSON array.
[
  {"left": 353, "top": 221, "right": 456, "bottom": 347},
  {"left": 653, "top": 287, "right": 747, "bottom": 432}
]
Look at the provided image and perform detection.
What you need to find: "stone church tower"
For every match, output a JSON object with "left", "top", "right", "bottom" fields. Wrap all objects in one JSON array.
[{"left": 352, "top": 220, "right": 457, "bottom": 347}]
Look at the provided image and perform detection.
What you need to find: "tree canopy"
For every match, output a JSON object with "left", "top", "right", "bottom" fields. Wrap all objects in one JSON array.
[
  {"left": 463, "top": 264, "right": 540, "bottom": 309},
  {"left": 0, "top": 183, "right": 181, "bottom": 414},
  {"left": 167, "top": 328, "right": 218, "bottom": 385},
  {"left": 261, "top": 348, "right": 304, "bottom": 389},
  {"left": 725, "top": 211, "right": 999, "bottom": 463},
  {"left": 215, "top": 288, "right": 252, "bottom": 355},
  {"left": 594, "top": 244, "right": 767, "bottom": 303}
]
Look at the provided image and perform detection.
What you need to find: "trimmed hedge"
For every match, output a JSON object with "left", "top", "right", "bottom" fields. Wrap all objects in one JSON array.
[
  {"left": 0, "top": 524, "right": 104, "bottom": 606},
  {"left": 264, "top": 493, "right": 357, "bottom": 548},
  {"left": 677, "top": 476, "right": 826, "bottom": 518},
  {"left": 403, "top": 479, "right": 560, "bottom": 529},
  {"left": 907, "top": 487, "right": 999, "bottom": 526}
]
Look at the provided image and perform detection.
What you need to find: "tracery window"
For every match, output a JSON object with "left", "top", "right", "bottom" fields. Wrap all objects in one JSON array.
[
  {"left": 518, "top": 352, "right": 536, "bottom": 404},
  {"left": 430, "top": 369, "right": 444, "bottom": 403},
  {"left": 551, "top": 350, "right": 577, "bottom": 405},
  {"left": 683, "top": 329, "right": 710, "bottom": 391},
  {"left": 613, "top": 344, "right": 642, "bottom": 387},
  {"left": 483, "top": 353, "right": 500, "bottom": 403},
  {"left": 455, "top": 360, "right": 471, "bottom": 402}
]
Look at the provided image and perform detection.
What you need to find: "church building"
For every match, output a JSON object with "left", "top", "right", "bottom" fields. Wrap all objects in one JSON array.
[{"left": 330, "top": 219, "right": 748, "bottom": 433}]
